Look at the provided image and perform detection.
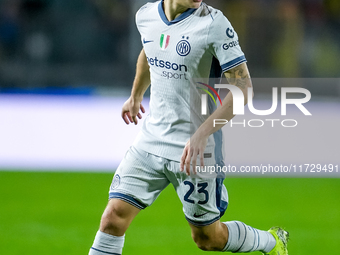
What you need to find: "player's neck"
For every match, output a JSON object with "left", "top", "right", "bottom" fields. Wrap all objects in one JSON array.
[{"left": 163, "top": 0, "right": 190, "bottom": 21}]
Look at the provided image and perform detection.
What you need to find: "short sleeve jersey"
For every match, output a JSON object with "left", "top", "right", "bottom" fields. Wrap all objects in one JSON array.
[{"left": 133, "top": 0, "right": 246, "bottom": 163}]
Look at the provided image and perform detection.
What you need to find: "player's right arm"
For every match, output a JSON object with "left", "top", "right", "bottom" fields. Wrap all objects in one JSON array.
[{"left": 121, "top": 49, "right": 150, "bottom": 125}]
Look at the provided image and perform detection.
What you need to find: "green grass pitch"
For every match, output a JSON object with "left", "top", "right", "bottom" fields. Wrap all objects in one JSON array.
[{"left": 0, "top": 171, "right": 339, "bottom": 254}]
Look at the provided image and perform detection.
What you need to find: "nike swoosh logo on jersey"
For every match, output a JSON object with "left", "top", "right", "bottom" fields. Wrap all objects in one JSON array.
[
  {"left": 193, "top": 212, "right": 208, "bottom": 218},
  {"left": 143, "top": 39, "right": 154, "bottom": 44}
]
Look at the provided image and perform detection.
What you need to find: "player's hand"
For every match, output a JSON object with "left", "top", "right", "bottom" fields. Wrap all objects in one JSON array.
[
  {"left": 180, "top": 132, "right": 208, "bottom": 176},
  {"left": 121, "top": 96, "right": 145, "bottom": 125}
]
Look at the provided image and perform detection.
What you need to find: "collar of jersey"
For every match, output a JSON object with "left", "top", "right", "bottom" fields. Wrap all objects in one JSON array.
[{"left": 158, "top": 0, "right": 198, "bottom": 26}]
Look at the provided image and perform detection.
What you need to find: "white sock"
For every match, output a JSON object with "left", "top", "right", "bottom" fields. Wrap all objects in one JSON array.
[
  {"left": 89, "top": 230, "right": 125, "bottom": 255},
  {"left": 222, "top": 221, "right": 276, "bottom": 253}
]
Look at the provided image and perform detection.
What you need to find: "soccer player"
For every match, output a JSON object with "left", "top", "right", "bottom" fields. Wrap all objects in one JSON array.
[{"left": 89, "top": 0, "right": 289, "bottom": 254}]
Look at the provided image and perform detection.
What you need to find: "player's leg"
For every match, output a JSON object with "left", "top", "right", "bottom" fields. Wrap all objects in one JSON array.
[
  {"left": 89, "top": 146, "right": 170, "bottom": 255},
  {"left": 189, "top": 219, "right": 228, "bottom": 251},
  {"left": 100, "top": 198, "right": 140, "bottom": 236},
  {"left": 165, "top": 160, "right": 279, "bottom": 253},
  {"left": 189, "top": 220, "right": 277, "bottom": 253},
  {"left": 89, "top": 199, "right": 140, "bottom": 255}
]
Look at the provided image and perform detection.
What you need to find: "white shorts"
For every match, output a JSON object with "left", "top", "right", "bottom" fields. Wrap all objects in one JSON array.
[{"left": 109, "top": 146, "right": 229, "bottom": 226}]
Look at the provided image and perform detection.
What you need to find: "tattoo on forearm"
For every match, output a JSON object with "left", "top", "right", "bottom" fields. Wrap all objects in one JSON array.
[
  {"left": 236, "top": 77, "right": 247, "bottom": 89},
  {"left": 225, "top": 64, "right": 250, "bottom": 89}
]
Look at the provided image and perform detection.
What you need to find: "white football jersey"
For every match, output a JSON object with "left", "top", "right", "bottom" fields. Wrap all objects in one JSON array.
[{"left": 133, "top": 0, "right": 246, "bottom": 164}]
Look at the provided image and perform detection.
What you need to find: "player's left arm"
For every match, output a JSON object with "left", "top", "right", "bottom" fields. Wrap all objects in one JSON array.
[{"left": 180, "top": 62, "right": 252, "bottom": 175}]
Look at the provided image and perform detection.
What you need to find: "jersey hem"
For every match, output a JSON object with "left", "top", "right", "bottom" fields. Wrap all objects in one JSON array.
[{"left": 133, "top": 135, "right": 184, "bottom": 163}]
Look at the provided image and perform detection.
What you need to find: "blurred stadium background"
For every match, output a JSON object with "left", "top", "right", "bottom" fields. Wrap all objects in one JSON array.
[{"left": 0, "top": 0, "right": 339, "bottom": 254}]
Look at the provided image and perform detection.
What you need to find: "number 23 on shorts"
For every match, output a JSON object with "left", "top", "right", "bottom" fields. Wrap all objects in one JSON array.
[{"left": 183, "top": 181, "right": 209, "bottom": 205}]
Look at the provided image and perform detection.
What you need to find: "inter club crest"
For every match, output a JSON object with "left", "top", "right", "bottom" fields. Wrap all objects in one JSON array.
[{"left": 176, "top": 36, "right": 191, "bottom": 56}]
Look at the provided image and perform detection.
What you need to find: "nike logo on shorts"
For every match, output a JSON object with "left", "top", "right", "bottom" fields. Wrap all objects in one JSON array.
[{"left": 193, "top": 212, "right": 208, "bottom": 218}]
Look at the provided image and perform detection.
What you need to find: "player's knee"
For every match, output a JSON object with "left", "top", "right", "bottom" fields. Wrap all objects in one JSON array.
[
  {"left": 191, "top": 222, "right": 228, "bottom": 252},
  {"left": 195, "top": 241, "right": 211, "bottom": 251},
  {"left": 100, "top": 202, "right": 128, "bottom": 235},
  {"left": 101, "top": 202, "right": 124, "bottom": 221},
  {"left": 192, "top": 233, "right": 219, "bottom": 251},
  {"left": 100, "top": 209, "right": 121, "bottom": 233}
]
